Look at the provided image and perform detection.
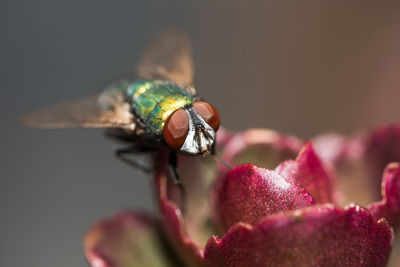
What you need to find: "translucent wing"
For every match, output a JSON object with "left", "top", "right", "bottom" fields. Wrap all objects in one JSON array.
[
  {"left": 21, "top": 29, "right": 195, "bottom": 129},
  {"left": 20, "top": 93, "right": 133, "bottom": 129},
  {"left": 136, "top": 29, "right": 195, "bottom": 93}
]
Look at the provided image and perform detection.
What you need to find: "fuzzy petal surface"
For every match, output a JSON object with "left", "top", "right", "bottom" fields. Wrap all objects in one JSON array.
[
  {"left": 215, "top": 164, "right": 314, "bottom": 230},
  {"left": 204, "top": 204, "right": 393, "bottom": 267}
]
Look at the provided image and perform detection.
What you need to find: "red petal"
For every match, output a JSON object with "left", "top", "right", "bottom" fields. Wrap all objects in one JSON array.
[
  {"left": 275, "top": 142, "right": 335, "bottom": 203},
  {"left": 204, "top": 204, "right": 393, "bottom": 267},
  {"left": 84, "top": 211, "right": 179, "bottom": 267},
  {"left": 215, "top": 164, "right": 314, "bottom": 230},
  {"left": 369, "top": 163, "right": 400, "bottom": 230}
]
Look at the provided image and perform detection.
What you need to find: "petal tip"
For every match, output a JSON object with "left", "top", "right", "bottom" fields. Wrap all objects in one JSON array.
[
  {"left": 276, "top": 142, "right": 334, "bottom": 204},
  {"left": 215, "top": 164, "right": 314, "bottom": 229}
]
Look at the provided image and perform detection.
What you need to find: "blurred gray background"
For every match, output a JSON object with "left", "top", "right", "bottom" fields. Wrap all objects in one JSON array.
[{"left": 1, "top": 1, "right": 400, "bottom": 266}]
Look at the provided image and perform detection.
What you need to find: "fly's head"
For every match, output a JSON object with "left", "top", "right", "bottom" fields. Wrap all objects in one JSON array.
[{"left": 162, "top": 101, "right": 220, "bottom": 155}]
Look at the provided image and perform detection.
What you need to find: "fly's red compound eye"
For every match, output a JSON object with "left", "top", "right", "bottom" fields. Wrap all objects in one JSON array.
[
  {"left": 163, "top": 108, "right": 189, "bottom": 150},
  {"left": 193, "top": 101, "right": 220, "bottom": 131}
]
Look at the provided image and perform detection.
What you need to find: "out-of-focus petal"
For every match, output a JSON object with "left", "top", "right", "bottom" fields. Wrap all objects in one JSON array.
[
  {"left": 154, "top": 153, "right": 211, "bottom": 267},
  {"left": 368, "top": 163, "right": 400, "bottom": 230},
  {"left": 215, "top": 127, "right": 234, "bottom": 147},
  {"left": 84, "top": 211, "right": 180, "bottom": 267},
  {"left": 312, "top": 133, "right": 364, "bottom": 167},
  {"left": 312, "top": 124, "right": 400, "bottom": 206},
  {"left": 275, "top": 142, "right": 334, "bottom": 203},
  {"left": 204, "top": 204, "right": 393, "bottom": 267},
  {"left": 312, "top": 132, "right": 370, "bottom": 205},
  {"left": 215, "top": 164, "right": 314, "bottom": 230},
  {"left": 159, "top": 199, "right": 204, "bottom": 267},
  {"left": 388, "top": 235, "right": 400, "bottom": 267},
  {"left": 364, "top": 124, "right": 400, "bottom": 196},
  {"left": 154, "top": 150, "right": 218, "bottom": 247},
  {"left": 221, "top": 129, "right": 302, "bottom": 169},
  {"left": 156, "top": 165, "right": 205, "bottom": 267}
]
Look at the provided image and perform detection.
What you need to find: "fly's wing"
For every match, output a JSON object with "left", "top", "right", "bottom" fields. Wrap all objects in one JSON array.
[
  {"left": 21, "top": 30, "right": 194, "bottom": 129},
  {"left": 136, "top": 29, "right": 196, "bottom": 94},
  {"left": 20, "top": 94, "right": 133, "bottom": 129}
]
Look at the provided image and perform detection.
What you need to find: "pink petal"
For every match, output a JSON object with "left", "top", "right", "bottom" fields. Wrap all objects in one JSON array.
[
  {"left": 369, "top": 163, "right": 400, "bottom": 230},
  {"left": 221, "top": 129, "right": 303, "bottom": 169},
  {"left": 204, "top": 204, "right": 393, "bottom": 267},
  {"left": 215, "top": 164, "right": 314, "bottom": 230},
  {"left": 84, "top": 211, "right": 179, "bottom": 267},
  {"left": 275, "top": 142, "right": 335, "bottom": 203}
]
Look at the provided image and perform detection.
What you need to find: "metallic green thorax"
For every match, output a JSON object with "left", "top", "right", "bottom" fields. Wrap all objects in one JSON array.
[{"left": 104, "top": 79, "right": 195, "bottom": 138}]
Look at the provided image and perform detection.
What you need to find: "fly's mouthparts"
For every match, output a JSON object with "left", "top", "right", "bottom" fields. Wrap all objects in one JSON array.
[
  {"left": 180, "top": 105, "right": 216, "bottom": 155},
  {"left": 203, "top": 128, "right": 213, "bottom": 139},
  {"left": 196, "top": 125, "right": 214, "bottom": 152}
]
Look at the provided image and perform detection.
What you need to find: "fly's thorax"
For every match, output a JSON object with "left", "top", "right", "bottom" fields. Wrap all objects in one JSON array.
[
  {"left": 129, "top": 80, "right": 195, "bottom": 137},
  {"left": 129, "top": 80, "right": 191, "bottom": 110},
  {"left": 146, "top": 93, "right": 194, "bottom": 136}
]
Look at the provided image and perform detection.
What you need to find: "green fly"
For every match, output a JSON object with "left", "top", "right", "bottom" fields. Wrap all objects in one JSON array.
[{"left": 21, "top": 30, "right": 223, "bottom": 185}]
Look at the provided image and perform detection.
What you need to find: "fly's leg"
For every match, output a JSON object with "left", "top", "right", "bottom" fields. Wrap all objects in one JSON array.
[
  {"left": 168, "top": 151, "right": 187, "bottom": 213},
  {"left": 168, "top": 151, "right": 181, "bottom": 185},
  {"left": 115, "top": 145, "right": 154, "bottom": 174}
]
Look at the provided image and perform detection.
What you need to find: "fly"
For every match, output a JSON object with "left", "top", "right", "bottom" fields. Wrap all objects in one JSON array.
[{"left": 20, "top": 29, "right": 226, "bottom": 187}]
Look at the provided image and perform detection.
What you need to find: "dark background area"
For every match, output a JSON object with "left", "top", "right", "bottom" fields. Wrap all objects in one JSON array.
[{"left": 1, "top": 1, "right": 400, "bottom": 266}]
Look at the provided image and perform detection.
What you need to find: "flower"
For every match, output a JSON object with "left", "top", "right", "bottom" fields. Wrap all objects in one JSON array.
[{"left": 84, "top": 125, "right": 400, "bottom": 267}]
